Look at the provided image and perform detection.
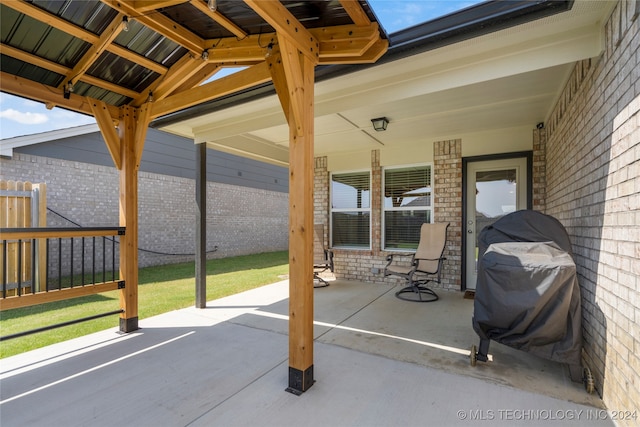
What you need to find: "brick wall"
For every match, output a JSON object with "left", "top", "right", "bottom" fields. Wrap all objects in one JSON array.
[
  {"left": 1, "top": 153, "right": 289, "bottom": 270},
  {"left": 433, "top": 140, "right": 463, "bottom": 290},
  {"left": 317, "top": 147, "right": 462, "bottom": 289},
  {"left": 544, "top": 1, "right": 639, "bottom": 422}
]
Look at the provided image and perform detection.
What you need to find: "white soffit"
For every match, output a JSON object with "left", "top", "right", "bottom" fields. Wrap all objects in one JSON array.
[{"left": 159, "top": 0, "right": 610, "bottom": 165}]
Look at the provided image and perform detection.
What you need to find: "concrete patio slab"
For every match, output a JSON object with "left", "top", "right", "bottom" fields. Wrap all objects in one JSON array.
[{"left": 0, "top": 279, "right": 612, "bottom": 427}]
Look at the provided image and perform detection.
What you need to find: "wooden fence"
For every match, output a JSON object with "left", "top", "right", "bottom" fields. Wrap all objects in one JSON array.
[{"left": 0, "top": 180, "right": 47, "bottom": 294}]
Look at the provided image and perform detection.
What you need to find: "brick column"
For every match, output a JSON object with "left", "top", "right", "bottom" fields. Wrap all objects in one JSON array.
[
  {"left": 314, "top": 156, "right": 329, "bottom": 242},
  {"left": 371, "top": 149, "right": 382, "bottom": 256},
  {"left": 433, "top": 139, "right": 462, "bottom": 290},
  {"left": 532, "top": 128, "right": 546, "bottom": 212}
]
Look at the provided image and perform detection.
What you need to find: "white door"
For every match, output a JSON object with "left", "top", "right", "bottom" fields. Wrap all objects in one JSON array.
[{"left": 465, "top": 157, "right": 528, "bottom": 290}]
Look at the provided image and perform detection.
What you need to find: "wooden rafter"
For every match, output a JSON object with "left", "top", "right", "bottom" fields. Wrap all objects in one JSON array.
[
  {"left": 2, "top": 0, "right": 166, "bottom": 75},
  {"left": 339, "top": 0, "right": 372, "bottom": 26},
  {"left": 60, "top": 13, "right": 126, "bottom": 90},
  {"left": 132, "top": 0, "right": 188, "bottom": 14},
  {"left": 171, "top": 63, "right": 224, "bottom": 94},
  {"left": 0, "top": 71, "right": 120, "bottom": 119},
  {"left": 105, "top": 0, "right": 205, "bottom": 54},
  {"left": 134, "top": 53, "right": 207, "bottom": 105},
  {"left": 1, "top": 43, "right": 141, "bottom": 101},
  {"left": 189, "top": 0, "right": 247, "bottom": 39},
  {"left": 150, "top": 61, "right": 272, "bottom": 118}
]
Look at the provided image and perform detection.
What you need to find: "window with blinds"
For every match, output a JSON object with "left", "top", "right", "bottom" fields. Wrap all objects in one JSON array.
[
  {"left": 383, "top": 164, "right": 432, "bottom": 250},
  {"left": 331, "top": 171, "right": 371, "bottom": 248}
]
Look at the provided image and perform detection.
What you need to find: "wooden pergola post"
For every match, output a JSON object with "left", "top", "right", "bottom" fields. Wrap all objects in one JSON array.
[
  {"left": 92, "top": 101, "right": 150, "bottom": 333},
  {"left": 117, "top": 106, "right": 139, "bottom": 332},
  {"left": 267, "top": 32, "right": 318, "bottom": 393}
]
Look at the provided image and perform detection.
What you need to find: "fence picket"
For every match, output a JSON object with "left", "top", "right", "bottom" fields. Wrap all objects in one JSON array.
[{"left": 0, "top": 180, "right": 47, "bottom": 295}]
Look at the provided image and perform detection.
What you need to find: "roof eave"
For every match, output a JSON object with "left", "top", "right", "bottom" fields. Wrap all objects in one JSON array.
[{"left": 151, "top": 0, "right": 574, "bottom": 130}]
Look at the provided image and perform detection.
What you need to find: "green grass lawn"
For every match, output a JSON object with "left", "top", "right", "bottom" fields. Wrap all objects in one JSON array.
[{"left": 0, "top": 250, "right": 289, "bottom": 358}]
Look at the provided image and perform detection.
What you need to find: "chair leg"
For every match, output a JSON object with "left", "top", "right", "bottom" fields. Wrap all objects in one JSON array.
[
  {"left": 395, "top": 279, "right": 438, "bottom": 302},
  {"left": 313, "top": 273, "right": 330, "bottom": 288}
]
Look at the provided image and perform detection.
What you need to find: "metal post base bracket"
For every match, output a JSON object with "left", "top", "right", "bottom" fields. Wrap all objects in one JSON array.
[
  {"left": 119, "top": 316, "right": 139, "bottom": 333},
  {"left": 286, "top": 365, "right": 314, "bottom": 395}
]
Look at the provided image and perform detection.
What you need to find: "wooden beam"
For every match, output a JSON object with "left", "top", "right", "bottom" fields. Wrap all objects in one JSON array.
[
  {"left": 313, "top": 23, "right": 380, "bottom": 59},
  {"left": 90, "top": 99, "right": 122, "bottom": 170},
  {"left": 3, "top": 0, "right": 96, "bottom": 44},
  {"left": 106, "top": 0, "right": 205, "bottom": 54},
  {"left": 244, "top": 0, "right": 319, "bottom": 63},
  {"left": 339, "top": 0, "right": 372, "bottom": 26},
  {"left": 134, "top": 103, "right": 152, "bottom": 166},
  {"left": 205, "top": 34, "right": 275, "bottom": 63},
  {"left": 190, "top": 0, "right": 248, "bottom": 39},
  {"left": 0, "top": 43, "right": 67, "bottom": 75},
  {"left": 0, "top": 71, "right": 120, "bottom": 119},
  {"left": 277, "top": 35, "right": 306, "bottom": 137},
  {"left": 319, "top": 38, "right": 388, "bottom": 64},
  {"left": 171, "top": 63, "right": 223, "bottom": 94},
  {"left": 108, "top": 44, "right": 169, "bottom": 75},
  {"left": 1, "top": 43, "right": 142, "bottom": 101},
  {"left": 267, "top": 49, "right": 290, "bottom": 125},
  {"left": 145, "top": 53, "right": 209, "bottom": 104},
  {"left": 150, "top": 62, "right": 272, "bottom": 118},
  {"left": 61, "top": 13, "right": 125, "bottom": 90},
  {"left": 133, "top": 0, "right": 188, "bottom": 13}
]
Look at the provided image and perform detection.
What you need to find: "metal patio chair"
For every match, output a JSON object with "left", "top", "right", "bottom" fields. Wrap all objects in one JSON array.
[
  {"left": 383, "top": 222, "right": 449, "bottom": 302},
  {"left": 313, "top": 224, "right": 334, "bottom": 288}
]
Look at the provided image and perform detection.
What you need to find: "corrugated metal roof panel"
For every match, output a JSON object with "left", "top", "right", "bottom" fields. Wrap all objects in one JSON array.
[
  {"left": 1, "top": 54, "right": 64, "bottom": 87},
  {"left": 87, "top": 51, "right": 159, "bottom": 93},
  {"left": 114, "top": 20, "right": 186, "bottom": 68},
  {"left": 31, "top": 0, "right": 118, "bottom": 34}
]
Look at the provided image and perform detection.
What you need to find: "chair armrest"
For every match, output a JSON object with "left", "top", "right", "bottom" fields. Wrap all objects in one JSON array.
[{"left": 384, "top": 253, "right": 413, "bottom": 268}]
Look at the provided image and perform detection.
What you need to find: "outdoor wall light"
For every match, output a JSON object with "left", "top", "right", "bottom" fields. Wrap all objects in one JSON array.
[
  {"left": 207, "top": 0, "right": 217, "bottom": 12},
  {"left": 371, "top": 117, "right": 389, "bottom": 132},
  {"left": 122, "top": 16, "right": 129, "bottom": 32},
  {"left": 265, "top": 42, "right": 274, "bottom": 58}
]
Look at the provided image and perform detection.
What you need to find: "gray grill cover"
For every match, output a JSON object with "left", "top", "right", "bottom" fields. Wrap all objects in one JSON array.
[{"left": 472, "top": 210, "right": 582, "bottom": 366}]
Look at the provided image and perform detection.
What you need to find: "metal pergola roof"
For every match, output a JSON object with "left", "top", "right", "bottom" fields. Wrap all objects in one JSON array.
[{"left": 1, "top": 0, "right": 387, "bottom": 121}]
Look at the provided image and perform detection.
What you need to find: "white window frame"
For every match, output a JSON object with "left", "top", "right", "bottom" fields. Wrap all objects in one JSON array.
[
  {"left": 382, "top": 163, "right": 433, "bottom": 251},
  {"left": 330, "top": 169, "right": 372, "bottom": 250}
]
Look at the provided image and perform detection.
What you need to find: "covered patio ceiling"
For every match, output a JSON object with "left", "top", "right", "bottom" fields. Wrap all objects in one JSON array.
[{"left": 154, "top": 0, "right": 612, "bottom": 167}]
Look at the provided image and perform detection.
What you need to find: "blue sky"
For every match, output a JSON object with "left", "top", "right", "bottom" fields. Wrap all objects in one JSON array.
[{"left": 0, "top": 1, "right": 480, "bottom": 140}]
